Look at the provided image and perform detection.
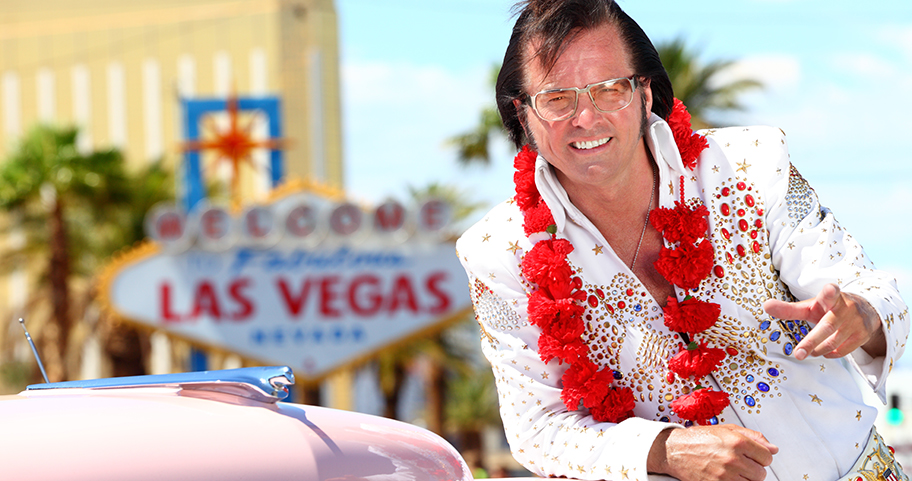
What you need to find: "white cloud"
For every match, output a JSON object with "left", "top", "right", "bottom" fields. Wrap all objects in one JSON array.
[
  {"left": 829, "top": 52, "right": 899, "bottom": 79},
  {"left": 712, "top": 54, "right": 802, "bottom": 94},
  {"left": 876, "top": 24, "right": 912, "bottom": 62}
]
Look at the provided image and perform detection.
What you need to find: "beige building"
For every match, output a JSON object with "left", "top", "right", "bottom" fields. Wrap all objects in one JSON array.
[
  {"left": 0, "top": 0, "right": 344, "bottom": 377},
  {"left": 0, "top": 0, "right": 343, "bottom": 185}
]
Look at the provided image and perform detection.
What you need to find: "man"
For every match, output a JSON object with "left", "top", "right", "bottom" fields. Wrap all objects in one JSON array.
[{"left": 455, "top": 1, "right": 909, "bottom": 480}]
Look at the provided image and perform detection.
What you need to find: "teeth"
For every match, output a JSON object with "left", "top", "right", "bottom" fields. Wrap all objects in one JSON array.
[{"left": 573, "top": 137, "right": 611, "bottom": 150}]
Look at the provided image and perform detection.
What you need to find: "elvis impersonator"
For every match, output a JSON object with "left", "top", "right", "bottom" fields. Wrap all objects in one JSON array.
[{"left": 456, "top": 1, "right": 909, "bottom": 480}]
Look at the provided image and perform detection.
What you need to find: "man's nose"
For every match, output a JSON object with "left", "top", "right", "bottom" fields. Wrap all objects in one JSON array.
[{"left": 572, "top": 94, "right": 601, "bottom": 128}]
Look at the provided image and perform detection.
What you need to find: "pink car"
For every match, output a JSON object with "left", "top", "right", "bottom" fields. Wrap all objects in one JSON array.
[{"left": 0, "top": 366, "right": 505, "bottom": 481}]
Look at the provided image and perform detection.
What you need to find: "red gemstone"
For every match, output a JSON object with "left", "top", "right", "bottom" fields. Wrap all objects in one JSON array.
[
  {"left": 726, "top": 347, "right": 739, "bottom": 356},
  {"left": 572, "top": 277, "right": 583, "bottom": 289},
  {"left": 626, "top": 288, "right": 634, "bottom": 296},
  {"left": 756, "top": 208, "right": 764, "bottom": 216},
  {"left": 744, "top": 194, "right": 755, "bottom": 207},
  {"left": 607, "top": 304, "right": 615, "bottom": 314},
  {"left": 726, "top": 252, "right": 734, "bottom": 264},
  {"left": 720, "top": 203, "right": 731, "bottom": 216},
  {"left": 666, "top": 372, "right": 675, "bottom": 383},
  {"left": 752, "top": 241, "right": 761, "bottom": 253},
  {"left": 721, "top": 228, "right": 731, "bottom": 240},
  {"left": 588, "top": 295, "right": 598, "bottom": 308},
  {"left": 755, "top": 218, "right": 763, "bottom": 229},
  {"left": 750, "top": 230, "right": 758, "bottom": 239},
  {"left": 737, "top": 182, "right": 746, "bottom": 191},
  {"left": 739, "top": 219, "right": 749, "bottom": 232},
  {"left": 737, "top": 208, "right": 746, "bottom": 217},
  {"left": 617, "top": 301, "right": 627, "bottom": 309},
  {"left": 721, "top": 187, "right": 731, "bottom": 197},
  {"left": 736, "top": 244, "right": 746, "bottom": 257},
  {"left": 713, "top": 265, "right": 725, "bottom": 278},
  {"left": 889, "top": 446, "right": 896, "bottom": 454},
  {"left": 596, "top": 288, "right": 605, "bottom": 299}
]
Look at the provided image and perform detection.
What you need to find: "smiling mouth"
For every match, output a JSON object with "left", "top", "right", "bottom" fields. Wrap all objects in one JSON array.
[{"left": 572, "top": 137, "right": 611, "bottom": 150}]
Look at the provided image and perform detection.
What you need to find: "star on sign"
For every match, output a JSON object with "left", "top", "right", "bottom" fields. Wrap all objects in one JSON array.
[
  {"left": 593, "top": 244, "right": 604, "bottom": 255},
  {"left": 507, "top": 241, "right": 521, "bottom": 254},
  {"left": 736, "top": 159, "right": 752, "bottom": 173}
]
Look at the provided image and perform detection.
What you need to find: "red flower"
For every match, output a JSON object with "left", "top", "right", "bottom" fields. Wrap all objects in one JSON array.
[
  {"left": 667, "top": 341, "right": 726, "bottom": 379},
  {"left": 513, "top": 145, "right": 539, "bottom": 210},
  {"left": 527, "top": 290, "right": 585, "bottom": 331},
  {"left": 653, "top": 239, "right": 715, "bottom": 290},
  {"left": 666, "top": 99, "right": 709, "bottom": 170},
  {"left": 670, "top": 387, "right": 730, "bottom": 424},
  {"left": 663, "top": 296, "right": 721, "bottom": 335},
  {"left": 589, "top": 387, "right": 636, "bottom": 424},
  {"left": 560, "top": 360, "right": 600, "bottom": 409},
  {"left": 539, "top": 334, "right": 588, "bottom": 365},
  {"left": 522, "top": 201, "right": 555, "bottom": 236},
  {"left": 650, "top": 202, "right": 710, "bottom": 245},
  {"left": 522, "top": 239, "right": 574, "bottom": 288}
]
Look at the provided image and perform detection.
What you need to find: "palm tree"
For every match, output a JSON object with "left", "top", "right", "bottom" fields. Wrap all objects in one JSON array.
[
  {"left": 657, "top": 37, "right": 763, "bottom": 129},
  {"left": 95, "top": 160, "right": 176, "bottom": 377},
  {"left": 371, "top": 183, "right": 485, "bottom": 430},
  {"left": 0, "top": 125, "right": 134, "bottom": 382},
  {"left": 445, "top": 65, "right": 503, "bottom": 167}
]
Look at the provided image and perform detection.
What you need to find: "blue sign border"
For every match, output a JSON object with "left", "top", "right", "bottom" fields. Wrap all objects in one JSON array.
[{"left": 180, "top": 97, "right": 284, "bottom": 211}]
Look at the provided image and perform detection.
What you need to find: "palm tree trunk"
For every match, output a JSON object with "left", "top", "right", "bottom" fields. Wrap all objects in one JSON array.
[
  {"left": 381, "top": 360, "right": 406, "bottom": 420},
  {"left": 46, "top": 199, "right": 71, "bottom": 382},
  {"left": 425, "top": 358, "right": 447, "bottom": 436}
]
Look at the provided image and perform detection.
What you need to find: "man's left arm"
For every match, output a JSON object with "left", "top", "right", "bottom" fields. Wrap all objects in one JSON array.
[
  {"left": 758, "top": 149, "right": 908, "bottom": 402},
  {"left": 764, "top": 282, "right": 886, "bottom": 360}
]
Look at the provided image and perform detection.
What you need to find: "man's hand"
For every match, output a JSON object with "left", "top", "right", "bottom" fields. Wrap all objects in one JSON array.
[
  {"left": 648, "top": 424, "right": 778, "bottom": 481},
  {"left": 762, "top": 283, "right": 885, "bottom": 360}
]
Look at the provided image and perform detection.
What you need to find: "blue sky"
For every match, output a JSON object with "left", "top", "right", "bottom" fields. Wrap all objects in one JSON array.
[{"left": 335, "top": 0, "right": 912, "bottom": 314}]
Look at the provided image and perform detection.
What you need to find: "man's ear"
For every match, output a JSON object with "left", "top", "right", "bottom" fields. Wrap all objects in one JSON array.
[
  {"left": 513, "top": 98, "right": 530, "bottom": 139},
  {"left": 640, "top": 77, "right": 653, "bottom": 115}
]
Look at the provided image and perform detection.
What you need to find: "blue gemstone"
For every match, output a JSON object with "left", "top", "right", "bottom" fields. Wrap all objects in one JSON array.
[
  {"left": 660, "top": 416, "right": 670, "bottom": 422},
  {"left": 770, "top": 331, "right": 781, "bottom": 341},
  {"left": 784, "top": 343, "right": 793, "bottom": 355},
  {"left": 757, "top": 382, "right": 770, "bottom": 392},
  {"left": 794, "top": 334, "right": 803, "bottom": 342},
  {"left": 787, "top": 321, "right": 795, "bottom": 330},
  {"left": 613, "top": 370, "right": 623, "bottom": 380},
  {"left": 800, "top": 325, "right": 808, "bottom": 335},
  {"left": 746, "top": 375, "right": 755, "bottom": 382},
  {"left": 634, "top": 304, "right": 642, "bottom": 312},
  {"left": 745, "top": 396, "right": 756, "bottom": 407},
  {"left": 684, "top": 421, "right": 694, "bottom": 427},
  {"left": 759, "top": 320, "right": 771, "bottom": 330},
  {"left": 709, "top": 416, "right": 719, "bottom": 425},
  {"left": 767, "top": 368, "right": 779, "bottom": 377}
]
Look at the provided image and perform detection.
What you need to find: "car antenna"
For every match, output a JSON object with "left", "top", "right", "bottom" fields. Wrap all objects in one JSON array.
[{"left": 18, "top": 318, "right": 49, "bottom": 384}]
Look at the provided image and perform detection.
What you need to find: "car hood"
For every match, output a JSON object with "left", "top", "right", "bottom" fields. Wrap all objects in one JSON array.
[{"left": 0, "top": 386, "right": 471, "bottom": 481}]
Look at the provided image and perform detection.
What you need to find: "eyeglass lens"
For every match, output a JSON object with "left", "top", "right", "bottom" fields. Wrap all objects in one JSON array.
[{"left": 533, "top": 78, "right": 634, "bottom": 121}]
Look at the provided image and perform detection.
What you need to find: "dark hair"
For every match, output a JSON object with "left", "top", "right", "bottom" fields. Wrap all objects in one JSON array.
[{"left": 496, "top": 0, "right": 673, "bottom": 148}]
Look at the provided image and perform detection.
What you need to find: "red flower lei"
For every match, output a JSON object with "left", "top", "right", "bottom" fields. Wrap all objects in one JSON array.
[{"left": 515, "top": 98, "right": 728, "bottom": 426}]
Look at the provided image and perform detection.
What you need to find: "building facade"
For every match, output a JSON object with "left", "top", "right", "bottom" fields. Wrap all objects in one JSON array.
[{"left": 0, "top": 0, "right": 344, "bottom": 377}]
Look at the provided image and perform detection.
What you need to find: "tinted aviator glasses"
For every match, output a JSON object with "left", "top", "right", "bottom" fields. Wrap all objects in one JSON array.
[{"left": 527, "top": 76, "right": 638, "bottom": 121}]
